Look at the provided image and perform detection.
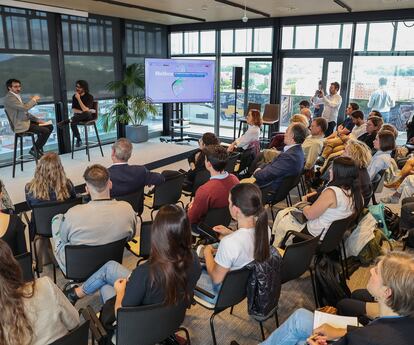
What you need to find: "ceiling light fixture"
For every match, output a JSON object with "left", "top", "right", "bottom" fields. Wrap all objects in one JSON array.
[{"left": 242, "top": 0, "right": 248, "bottom": 22}]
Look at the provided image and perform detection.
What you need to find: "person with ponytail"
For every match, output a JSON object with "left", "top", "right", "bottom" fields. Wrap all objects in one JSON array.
[
  {"left": 64, "top": 205, "right": 201, "bottom": 312},
  {"left": 195, "top": 183, "right": 270, "bottom": 304},
  {"left": 273, "top": 156, "right": 363, "bottom": 245},
  {"left": 0, "top": 240, "right": 79, "bottom": 345}
]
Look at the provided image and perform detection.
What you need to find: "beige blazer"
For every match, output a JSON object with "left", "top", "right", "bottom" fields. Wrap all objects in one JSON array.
[{"left": 3, "top": 91, "right": 38, "bottom": 133}]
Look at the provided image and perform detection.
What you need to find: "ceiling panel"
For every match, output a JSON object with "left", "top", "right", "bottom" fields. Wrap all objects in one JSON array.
[{"left": 13, "top": 0, "right": 414, "bottom": 25}]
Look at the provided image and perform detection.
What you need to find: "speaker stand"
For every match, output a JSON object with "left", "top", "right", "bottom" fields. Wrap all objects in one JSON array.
[{"left": 233, "top": 88, "right": 238, "bottom": 141}]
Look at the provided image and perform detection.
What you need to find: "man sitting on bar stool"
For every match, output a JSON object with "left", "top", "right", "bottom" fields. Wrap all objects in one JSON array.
[
  {"left": 4, "top": 78, "right": 53, "bottom": 159},
  {"left": 57, "top": 80, "right": 95, "bottom": 148}
]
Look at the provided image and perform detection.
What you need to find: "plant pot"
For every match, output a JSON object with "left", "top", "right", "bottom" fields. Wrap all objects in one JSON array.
[{"left": 125, "top": 125, "right": 148, "bottom": 143}]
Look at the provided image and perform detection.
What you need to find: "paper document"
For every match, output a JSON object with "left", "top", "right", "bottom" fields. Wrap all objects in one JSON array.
[
  {"left": 313, "top": 310, "right": 359, "bottom": 329},
  {"left": 39, "top": 120, "right": 53, "bottom": 126}
]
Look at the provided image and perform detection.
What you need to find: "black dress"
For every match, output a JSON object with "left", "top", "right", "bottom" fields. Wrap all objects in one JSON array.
[{"left": 1, "top": 214, "right": 27, "bottom": 255}]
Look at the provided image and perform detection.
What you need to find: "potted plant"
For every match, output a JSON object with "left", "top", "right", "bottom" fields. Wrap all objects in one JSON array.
[{"left": 101, "top": 63, "right": 157, "bottom": 143}]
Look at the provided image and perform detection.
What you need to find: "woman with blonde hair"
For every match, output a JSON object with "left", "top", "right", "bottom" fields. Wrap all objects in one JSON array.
[
  {"left": 0, "top": 240, "right": 79, "bottom": 345},
  {"left": 25, "top": 152, "right": 76, "bottom": 207},
  {"left": 343, "top": 139, "right": 372, "bottom": 207}
]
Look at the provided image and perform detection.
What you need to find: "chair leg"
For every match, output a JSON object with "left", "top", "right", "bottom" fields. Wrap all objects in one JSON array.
[
  {"left": 31, "top": 134, "right": 38, "bottom": 165},
  {"left": 94, "top": 122, "right": 104, "bottom": 157},
  {"left": 209, "top": 313, "right": 218, "bottom": 345},
  {"left": 12, "top": 135, "right": 18, "bottom": 178},
  {"left": 230, "top": 306, "right": 234, "bottom": 315},
  {"left": 150, "top": 209, "right": 155, "bottom": 221},
  {"left": 85, "top": 125, "right": 90, "bottom": 161},
  {"left": 259, "top": 321, "right": 265, "bottom": 341},
  {"left": 20, "top": 134, "right": 24, "bottom": 171},
  {"left": 275, "top": 309, "right": 279, "bottom": 328},
  {"left": 297, "top": 185, "right": 302, "bottom": 199},
  {"left": 341, "top": 240, "right": 350, "bottom": 280},
  {"left": 309, "top": 267, "right": 319, "bottom": 308},
  {"left": 71, "top": 131, "right": 75, "bottom": 159},
  {"left": 32, "top": 236, "right": 41, "bottom": 278}
]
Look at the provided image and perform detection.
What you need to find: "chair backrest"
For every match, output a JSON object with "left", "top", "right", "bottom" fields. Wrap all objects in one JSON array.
[
  {"left": 49, "top": 320, "right": 89, "bottom": 345},
  {"left": 268, "top": 174, "right": 301, "bottom": 205},
  {"left": 215, "top": 267, "right": 251, "bottom": 311},
  {"left": 32, "top": 197, "right": 83, "bottom": 237},
  {"left": 4, "top": 108, "right": 15, "bottom": 132},
  {"left": 372, "top": 169, "right": 386, "bottom": 193},
  {"left": 247, "top": 102, "right": 261, "bottom": 114},
  {"left": 281, "top": 235, "right": 320, "bottom": 284},
  {"left": 225, "top": 152, "right": 240, "bottom": 174},
  {"left": 139, "top": 221, "right": 153, "bottom": 258},
  {"left": 92, "top": 101, "right": 98, "bottom": 119},
  {"left": 318, "top": 216, "right": 354, "bottom": 254},
  {"left": 262, "top": 104, "right": 280, "bottom": 122},
  {"left": 192, "top": 169, "right": 211, "bottom": 195},
  {"left": 115, "top": 188, "right": 144, "bottom": 216},
  {"left": 15, "top": 252, "right": 34, "bottom": 282},
  {"left": 116, "top": 301, "right": 188, "bottom": 345},
  {"left": 203, "top": 207, "right": 232, "bottom": 228},
  {"left": 153, "top": 172, "right": 185, "bottom": 208},
  {"left": 64, "top": 237, "right": 127, "bottom": 281},
  {"left": 247, "top": 140, "right": 260, "bottom": 156}
]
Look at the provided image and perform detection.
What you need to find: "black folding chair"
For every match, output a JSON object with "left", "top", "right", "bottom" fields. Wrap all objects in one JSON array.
[
  {"left": 127, "top": 221, "right": 152, "bottom": 264},
  {"left": 28, "top": 197, "right": 83, "bottom": 281},
  {"left": 182, "top": 169, "right": 210, "bottom": 201},
  {"left": 278, "top": 232, "right": 321, "bottom": 311},
  {"left": 194, "top": 267, "right": 251, "bottom": 345},
  {"left": 225, "top": 152, "right": 240, "bottom": 174},
  {"left": 115, "top": 188, "right": 144, "bottom": 221},
  {"left": 15, "top": 252, "right": 35, "bottom": 282},
  {"left": 63, "top": 237, "right": 127, "bottom": 290},
  {"left": 203, "top": 207, "right": 232, "bottom": 228},
  {"left": 145, "top": 172, "right": 185, "bottom": 219},
  {"left": 371, "top": 169, "right": 386, "bottom": 205},
  {"left": 49, "top": 320, "right": 90, "bottom": 345}
]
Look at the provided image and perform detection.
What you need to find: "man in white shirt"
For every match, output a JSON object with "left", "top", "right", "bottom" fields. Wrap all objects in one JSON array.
[
  {"left": 321, "top": 82, "right": 342, "bottom": 137},
  {"left": 349, "top": 110, "right": 367, "bottom": 140},
  {"left": 368, "top": 77, "right": 395, "bottom": 123},
  {"left": 303, "top": 118, "right": 327, "bottom": 170}
]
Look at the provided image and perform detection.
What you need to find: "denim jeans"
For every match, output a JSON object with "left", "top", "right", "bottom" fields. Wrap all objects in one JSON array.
[
  {"left": 81, "top": 260, "right": 131, "bottom": 303},
  {"left": 194, "top": 268, "right": 222, "bottom": 305},
  {"left": 260, "top": 308, "right": 314, "bottom": 345}
]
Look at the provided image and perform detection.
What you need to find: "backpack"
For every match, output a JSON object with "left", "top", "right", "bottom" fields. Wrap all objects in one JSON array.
[
  {"left": 314, "top": 253, "right": 351, "bottom": 307},
  {"left": 400, "top": 198, "right": 414, "bottom": 239},
  {"left": 384, "top": 206, "right": 401, "bottom": 240},
  {"left": 405, "top": 229, "right": 414, "bottom": 249},
  {"left": 246, "top": 246, "right": 282, "bottom": 319}
]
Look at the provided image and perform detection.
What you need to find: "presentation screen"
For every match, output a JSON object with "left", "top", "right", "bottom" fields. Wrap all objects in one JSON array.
[{"left": 145, "top": 58, "right": 215, "bottom": 103}]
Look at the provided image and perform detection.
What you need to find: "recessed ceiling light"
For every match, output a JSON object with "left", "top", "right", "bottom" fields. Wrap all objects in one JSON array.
[
  {"left": 186, "top": 8, "right": 193, "bottom": 11},
  {"left": 275, "top": 6, "right": 298, "bottom": 12},
  {"left": 201, "top": 5, "right": 208, "bottom": 10}
]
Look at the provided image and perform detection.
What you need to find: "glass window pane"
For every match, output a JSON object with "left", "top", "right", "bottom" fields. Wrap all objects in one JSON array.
[
  {"left": 0, "top": 54, "right": 54, "bottom": 104},
  {"left": 326, "top": 61, "right": 343, "bottom": 88},
  {"left": 318, "top": 25, "right": 340, "bottom": 49},
  {"left": 282, "top": 26, "right": 294, "bottom": 49},
  {"left": 146, "top": 31, "right": 155, "bottom": 55},
  {"left": 106, "top": 27, "right": 112, "bottom": 53},
  {"left": 0, "top": 18, "right": 5, "bottom": 48},
  {"left": 221, "top": 29, "right": 233, "bottom": 53},
  {"left": 6, "top": 16, "right": 29, "bottom": 49},
  {"left": 200, "top": 30, "right": 215, "bottom": 53},
  {"left": 367, "top": 22, "right": 394, "bottom": 51},
  {"left": 354, "top": 23, "right": 367, "bottom": 51},
  {"left": 155, "top": 30, "right": 162, "bottom": 55},
  {"left": 254, "top": 27, "right": 272, "bottom": 52},
  {"left": 138, "top": 31, "right": 146, "bottom": 55},
  {"left": 64, "top": 55, "right": 115, "bottom": 99},
  {"left": 184, "top": 31, "right": 198, "bottom": 54},
  {"left": 170, "top": 32, "right": 183, "bottom": 55},
  {"left": 395, "top": 21, "right": 414, "bottom": 51},
  {"left": 295, "top": 26, "right": 316, "bottom": 49},
  {"left": 349, "top": 56, "right": 414, "bottom": 139},
  {"left": 62, "top": 22, "right": 70, "bottom": 51},
  {"left": 341, "top": 24, "right": 352, "bottom": 49},
  {"left": 235, "top": 28, "right": 252, "bottom": 53}
]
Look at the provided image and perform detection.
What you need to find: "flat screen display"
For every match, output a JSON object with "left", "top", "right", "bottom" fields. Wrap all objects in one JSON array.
[{"left": 145, "top": 58, "right": 215, "bottom": 103}]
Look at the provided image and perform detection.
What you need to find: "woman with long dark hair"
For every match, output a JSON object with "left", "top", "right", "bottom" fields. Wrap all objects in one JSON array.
[
  {"left": 273, "top": 156, "right": 363, "bottom": 245},
  {"left": 195, "top": 183, "right": 270, "bottom": 303},
  {"left": 65, "top": 205, "right": 201, "bottom": 310},
  {"left": 0, "top": 240, "right": 79, "bottom": 345}
]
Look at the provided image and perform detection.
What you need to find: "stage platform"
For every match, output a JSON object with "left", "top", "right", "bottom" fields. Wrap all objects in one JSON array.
[{"left": 0, "top": 138, "right": 197, "bottom": 209}]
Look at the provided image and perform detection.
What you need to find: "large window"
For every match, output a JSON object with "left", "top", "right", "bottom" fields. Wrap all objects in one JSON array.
[
  {"left": 220, "top": 27, "right": 272, "bottom": 54},
  {"left": 62, "top": 15, "right": 116, "bottom": 144}
]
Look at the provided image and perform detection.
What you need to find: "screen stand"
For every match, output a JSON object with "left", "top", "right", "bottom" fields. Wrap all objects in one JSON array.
[
  {"left": 161, "top": 103, "right": 193, "bottom": 144},
  {"left": 233, "top": 89, "right": 238, "bottom": 141}
]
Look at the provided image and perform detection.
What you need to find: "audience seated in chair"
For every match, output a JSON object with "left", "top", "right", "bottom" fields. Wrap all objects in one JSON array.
[
  {"left": 257, "top": 251, "right": 414, "bottom": 345},
  {"left": 367, "top": 130, "right": 396, "bottom": 181},
  {"left": 359, "top": 115, "right": 383, "bottom": 151},
  {"left": 0, "top": 183, "right": 26, "bottom": 255},
  {"left": 64, "top": 205, "right": 201, "bottom": 331},
  {"left": 183, "top": 132, "right": 219, "bottom": 192},
  {"left": 0, "top": 179, "right": 14, "bottom": 213},
  {"left": 51, "top": 164, "right": 137, "bottom": 274},
  {"left": 195, "top": 183, "right": 270, "bottom": 304},
  {"left": 0, "top": 239, "right": 80, "bottom": 345},
  {"left": 108, "top": 138, "right": 164, "bottom": 197},
  {"left": 324, "top": 103, "right": 359, "bottom": 140},
  {"left": 273, "top": 157, "right": 363, "bottom": 246},
  {"left": 188, "top": 145, "right": 239, "bottom": 227},
  {"left": 253, "top": 123, "right": 306, "bottom": 193}
]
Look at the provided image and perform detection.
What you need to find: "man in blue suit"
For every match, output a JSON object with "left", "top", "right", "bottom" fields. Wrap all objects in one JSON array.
[
  {"left": 108, "top": 138, "right": 165, "bottom": 197},
  {"left": 254, "top": 123, "right": 307, "bottom": 192}
]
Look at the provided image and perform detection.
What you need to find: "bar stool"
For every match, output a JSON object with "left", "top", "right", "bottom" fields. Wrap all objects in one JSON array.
[
  {"left": 12, "top": 131, "right": 38, "bottom": 178},
  {"left": 71, "top": 101, "right": 104, "bottom": 162}
]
